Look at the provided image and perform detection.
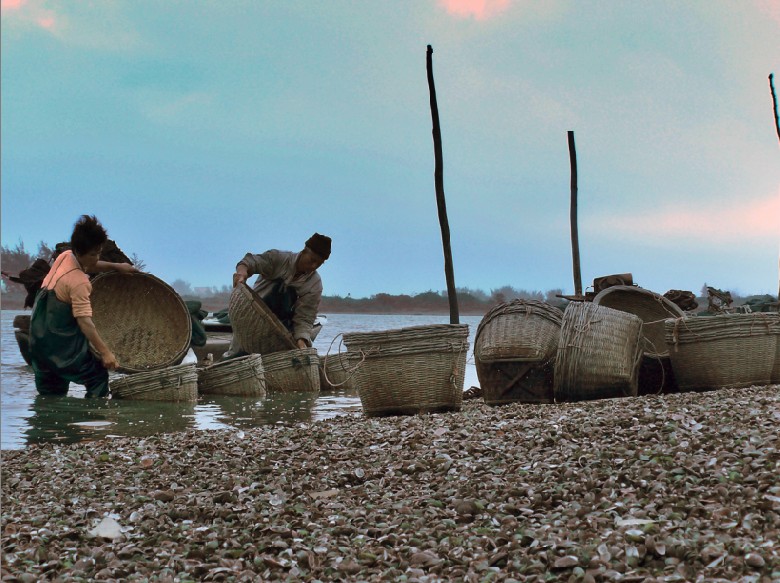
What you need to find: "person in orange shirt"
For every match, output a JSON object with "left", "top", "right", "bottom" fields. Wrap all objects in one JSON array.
[{"left": 29, "top": 215, "right": 138, "bottom": 397}]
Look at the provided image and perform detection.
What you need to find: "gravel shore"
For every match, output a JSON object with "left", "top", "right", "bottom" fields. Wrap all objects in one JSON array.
[{"left": 2, "top": 385, "right": 779, "bottom": 582}]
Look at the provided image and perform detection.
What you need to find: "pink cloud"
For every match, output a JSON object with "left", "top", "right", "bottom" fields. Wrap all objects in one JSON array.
[
  {"left": 1, "top": 0, "right": 27, "bottom": 10},
  {"left": 439, "top": 0, "right": 511, "bottom": 20},
  {"left": 589, "top": 190, "right": 780, "bottom": 243},
  {"left": 1, "top": 0, "right": 57, "bottom": 31}
]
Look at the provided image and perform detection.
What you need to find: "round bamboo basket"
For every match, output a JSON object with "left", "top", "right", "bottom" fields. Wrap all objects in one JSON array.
[
  {"left": 343, "top": 324, "right": 469, "bottom": 417},
  {"left": 474, "top": 299, "right": 562, "bottom": 363},
  {"left": 554, "top": 302, "right": 644, "bottom": 402},
  {"left": 665, "top": 313, "right": 779, "bottom": 392},
  {"left": 198, "top": 354, "right": 266, "bottom": 397},
  {"left": 110, "top": 363, "right": 198, "bottom": 402},
  {"left": 90, "top": 272, "right": 191, "bottom": 373},
  {"left": 593, "top": 285, "right": 684, "bottom": 358},
  {"left": 261, "top": 348, "right": 320, "bottom": 393},
  {"left": 228, "top": 283, "right": 297, "bottom": 355}
]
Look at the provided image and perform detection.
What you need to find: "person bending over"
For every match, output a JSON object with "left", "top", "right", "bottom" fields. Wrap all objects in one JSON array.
[
  {"left": 29, "top": 215, "right": 138, "bottom": 398},
  {"left": 227, "top": 232, "right": 331, "bottom": 356}
]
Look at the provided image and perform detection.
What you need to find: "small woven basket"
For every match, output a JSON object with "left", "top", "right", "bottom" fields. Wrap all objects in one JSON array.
[
  {"left": 198, "top": 354, "right": 267, "bottom": 397},
  {"left": 110, "top": 363, "right": 198, "bottom": 402},
  {"left": 593, "top": 285, "right": 684, "bottom": 358},
  {"left": 474, "top": 299, "right": 563, "bottom": 363},
  {"left": 665, "top": 313, "right": 779, "bottom": 392},
  {"left": 261, "top": 348, "right": 320, "bottom": 393},
  {"left": 321, "top": 352, "right": 357, "bottom": 390},
  {"left": 91, "top": 272, "right": 192, "bottom": 373},
  {"left": 228, "top": 283, "right": 297, "bottom": 355},
  {"left": 343, "top": 324, "right": 469, "bottom": 417},
  {"left": 554, "top": 302, "right": 644, "bottom": 402}
]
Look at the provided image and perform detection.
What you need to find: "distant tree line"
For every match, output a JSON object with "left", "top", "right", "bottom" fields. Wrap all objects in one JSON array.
[{"left": 1, "top": 239, "right": 772, "bottom": 314}]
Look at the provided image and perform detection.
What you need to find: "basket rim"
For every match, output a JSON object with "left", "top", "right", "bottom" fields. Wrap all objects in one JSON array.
[
  {"left": 592, "top": 285, "right": 685, "bottom": 318},
  {"left": 232, "top": 283, "right": 297, "bottom": 350}
]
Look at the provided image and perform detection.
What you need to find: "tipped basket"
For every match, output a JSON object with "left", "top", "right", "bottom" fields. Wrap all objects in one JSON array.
[
  {"left": 343, "top": 324, "right": 469, "bottom": 417},
  {"left": 554, "top": 302, "right": 644, "bottom": 402},
  {"left": 593, "top": 285, "right": 684, "bottom": 358},
  {"left": 475, "top": 299, "right": 563, "bottom": 363},
  {"left": 262, "top": 348, "right": 320, "bottom": 393},
  {"left": 110, "top": 363, "right": 198, "bottom": 402},
  {"left": 665, "top": 313, "right": 779, "bottom": 392},
  {"left": 474, "top": 300, "right": 562, "bottom": 405},
  {"left": 228, "top": 283, "right": 297, "bottom": 355},
  {"left": 91, "top": 272, "right": 192, "bottom": 373},
  {"left": 198, "top": 354, "right": 267, "bottom": 397}
]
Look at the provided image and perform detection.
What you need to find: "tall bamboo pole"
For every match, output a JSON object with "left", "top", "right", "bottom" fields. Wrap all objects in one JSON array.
[
  {"left": 426, "top": 45, "right": 459, "bottom": 324},
  {"left": 568, "top": 131, "right": 582, "bottom": 297}
]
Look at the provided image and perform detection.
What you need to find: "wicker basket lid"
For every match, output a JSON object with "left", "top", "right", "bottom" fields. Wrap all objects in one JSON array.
[
  {"left": 228, "top": 283, "right": 297, "bottom": 355},
  {"left": 593, "top": 285, "right": 684, "bottom": 357},
  {"left": 91, "top": 272, "right": 192, "bottom": 373}
]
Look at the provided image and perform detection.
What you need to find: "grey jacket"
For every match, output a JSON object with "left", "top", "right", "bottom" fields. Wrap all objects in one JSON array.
[{"left": 237, "top": 249, "right": 323, "bottom": 344}]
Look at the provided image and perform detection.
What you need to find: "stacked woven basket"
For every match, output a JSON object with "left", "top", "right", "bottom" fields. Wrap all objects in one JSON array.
[
  {"left": 198, "top": 354, "right": 267, "bottom": 397},
  {"left": 473, "top": 300, "right": 562, "bottom": 405},
  {"left": 94, "top": 272, "right": 197, "bottom": 402},
  {"left": 343, "top": 324, "right": 469, "bottom": 417}
]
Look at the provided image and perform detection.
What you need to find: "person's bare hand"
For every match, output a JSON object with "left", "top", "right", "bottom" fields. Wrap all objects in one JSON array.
[
  {"left": 116, "top": 263, "right": 139, "bottom": 274},
  {"left": 101, "top": 350, "right": 120, "bottom": 371},
  {"left": 233, "top": 272, "right": 247, "bottom": 287},
  {"left": 296, "top": 338, "right": 309, "bottom": 349}
]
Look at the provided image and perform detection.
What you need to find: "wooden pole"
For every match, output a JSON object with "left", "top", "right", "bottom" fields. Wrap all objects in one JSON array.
[
  {"left": 426, "top": 45, "right": 459, "bottom": 324},
  {"left": 567, "top": 131, "right": 582, "bottom": 297},
  {"left": 769, "top": 73, "right": 780, "bottom": 145},
  {"left": 770, "top": 74, "right": 780, "bottom": 301}
]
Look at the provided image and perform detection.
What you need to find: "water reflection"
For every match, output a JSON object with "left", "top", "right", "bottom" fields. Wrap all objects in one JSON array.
[{"left": 23, "top": 394, "right": 198, "bottom": 446}]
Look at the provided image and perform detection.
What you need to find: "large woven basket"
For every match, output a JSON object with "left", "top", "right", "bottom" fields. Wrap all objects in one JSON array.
[
  {"left": 474, "top": 299, "right": 563, "bottom": 363},
  {"left": 343, "top": 324, "right": 469, "bottom": 417},
  {"left": 554, "top": 302, "right": 644, "bottom": 402},
  {"left": 593, "top": 285, "right": 684, "bottom": 358},
  {"left": 321, "top": 352, "right": 357, "bottom": 390},
  {"left": 110, "top": 363, "right": 198, "bottom": 402},
  {"left": 198, "top": 354, "right": 266, "bottom": 397},
  {"left": 262, "top": 348, "right": 320, "bottom": 393},
  {"left": 476, "top": 359, "right": 555, "bottom": 405},
  {"left": 665, "top": 313, "right": 779, "bottom": 392},
  {"left": 90, "top": 272, "right": 192, "bottom": 373},
  {"left": 228, "top": 283, "right": 297, "bottom": 355}
]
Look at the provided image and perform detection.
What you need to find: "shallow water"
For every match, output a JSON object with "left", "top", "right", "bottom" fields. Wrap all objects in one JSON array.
[{"left": 1, "top": 310, "right": 481, "bottom": 450}]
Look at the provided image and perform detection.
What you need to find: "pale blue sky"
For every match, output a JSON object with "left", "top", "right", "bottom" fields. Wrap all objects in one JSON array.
[{"left": 2, "top": 0, "right": 779, "bottom": 298}]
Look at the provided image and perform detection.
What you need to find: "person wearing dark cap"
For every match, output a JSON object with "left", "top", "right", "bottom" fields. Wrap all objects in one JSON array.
[{"left": 228, "top": 233, "right": 331, "bottom": 354}]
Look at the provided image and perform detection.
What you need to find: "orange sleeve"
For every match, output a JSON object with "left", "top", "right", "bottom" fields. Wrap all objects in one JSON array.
[{"left": 70, "top": 281, "right": 93, "bottom": 318}]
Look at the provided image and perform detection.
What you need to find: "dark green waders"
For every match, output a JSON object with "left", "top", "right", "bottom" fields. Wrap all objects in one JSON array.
[{"left": 29, "top": 289, "right": 109, "bottom": 398}]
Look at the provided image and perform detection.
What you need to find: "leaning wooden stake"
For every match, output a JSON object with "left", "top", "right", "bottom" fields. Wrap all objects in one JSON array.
[
  {"left": 770, "top": 74, "right": 780, "bottom": 301},
  {"left": 426, "top": 45, "right": 459, "bottom": 324},
  {"left": 770, "top": 74, "right": 780, "bottom": 145},
  {"left": 568, "top": 131, "right": 583, "bottom": 297}
]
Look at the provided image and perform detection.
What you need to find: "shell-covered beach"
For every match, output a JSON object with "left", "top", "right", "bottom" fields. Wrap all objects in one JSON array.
[{"left": 2, "top": 385, "right": 779, "bottom": 582}]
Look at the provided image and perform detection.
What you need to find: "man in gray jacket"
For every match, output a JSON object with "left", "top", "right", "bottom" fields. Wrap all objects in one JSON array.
[{"left": 229, "top": 233, "right": 331, "bottom": 354}]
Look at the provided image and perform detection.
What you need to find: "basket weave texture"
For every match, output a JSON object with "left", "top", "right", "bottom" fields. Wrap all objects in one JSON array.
[
  {"left": 261, "top": 348, "right": 320, "bottom": 393},
  {"left": 774, "top": 317, "right": 780, "bottom": 384},
  {"left": 554, "top": 302, "right": 644, "bottom": 401},
  {"left": 343, "top": 324, "right": 469, "bottom": 417},
  {"left": 476, "top": 359, "right": 555, "bottom": 405},
  {"left": 198, "top": 354, "right": 266, "bottom": 397},
  {"left": 665, "top": 313, "right": 779, "bottom": 392},
  {"left": 593, "top": 285, "right": 684, "bottom": 358},
  {"left": 91, "top": 272, "right": 192, "bottom": 373},
  {"left": 228, "top": 283, "right": 297, "bottom": 355},
  {"left": 322, "top": 353, "right": 357, "bottom": 390},
  {"left": 110, "top": 363, "right": 198, "bottom": 402},
  {"left": 474, "top": 299, "right": 563, "bottom": 363}
]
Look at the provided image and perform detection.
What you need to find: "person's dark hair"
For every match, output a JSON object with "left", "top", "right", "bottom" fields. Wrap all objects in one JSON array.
[{"left": 70, "top": 215, "right": 108, "bottom": 256}]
